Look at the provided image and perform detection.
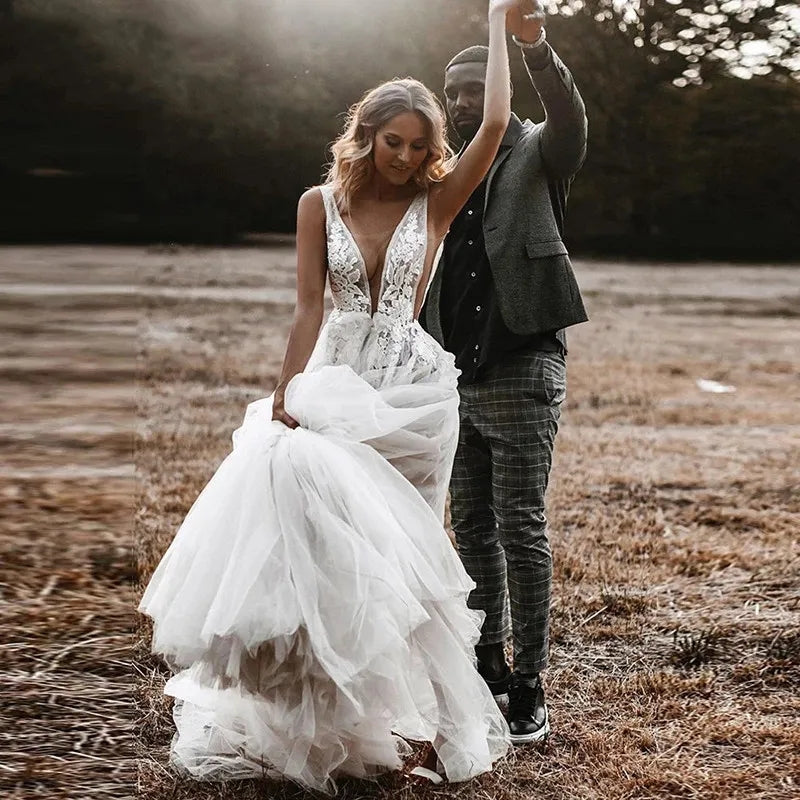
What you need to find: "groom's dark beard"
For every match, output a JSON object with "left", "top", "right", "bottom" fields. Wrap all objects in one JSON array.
[{"left": 453, "top": 119, "right": 482, "bottom": 143}]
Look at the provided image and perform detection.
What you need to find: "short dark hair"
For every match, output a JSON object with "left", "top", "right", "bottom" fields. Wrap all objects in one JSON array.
[{"left": 446, "top": 45, "right": 489, "bottom": 71}]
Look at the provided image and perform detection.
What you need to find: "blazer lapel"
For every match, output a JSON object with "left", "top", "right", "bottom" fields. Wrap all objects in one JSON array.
[{"left": 484, "top": 114, "right": 524, "bottom": 213}]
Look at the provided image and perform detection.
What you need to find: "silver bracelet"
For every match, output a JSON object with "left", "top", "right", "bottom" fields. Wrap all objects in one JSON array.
[{"left": 512, "top": 28, "right": 547, "bottom": 50}]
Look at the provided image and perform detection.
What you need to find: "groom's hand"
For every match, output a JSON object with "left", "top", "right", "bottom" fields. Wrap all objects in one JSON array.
[{"left": 506, "top": 0, "right": 545, "bottom": 42}]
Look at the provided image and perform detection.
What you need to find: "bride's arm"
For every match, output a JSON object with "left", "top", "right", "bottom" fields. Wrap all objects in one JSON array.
[
  {"left": 428, "top": 0, "right": 515, "bottom": 234},
  {"left": 272, "top": 188, "right": 327, "bottom": 427}
]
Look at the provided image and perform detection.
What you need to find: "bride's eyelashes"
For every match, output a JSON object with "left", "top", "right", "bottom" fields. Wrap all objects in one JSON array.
[{"left": 383, "top": 135, "right": 428, "bottom": 152}]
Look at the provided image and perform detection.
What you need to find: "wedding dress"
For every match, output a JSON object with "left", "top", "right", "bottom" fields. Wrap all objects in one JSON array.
[{"left": 139, "top": 185, "right": 510, "bottom": 791}]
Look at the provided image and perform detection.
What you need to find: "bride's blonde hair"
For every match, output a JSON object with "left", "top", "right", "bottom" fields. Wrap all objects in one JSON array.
[{"left": 325, "top": 78, "right": 455, "bottom": 213}]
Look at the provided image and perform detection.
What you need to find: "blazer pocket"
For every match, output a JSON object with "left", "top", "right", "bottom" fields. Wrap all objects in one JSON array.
[{"left": 525, "top": 239, "right": 569, "bottom": 258}]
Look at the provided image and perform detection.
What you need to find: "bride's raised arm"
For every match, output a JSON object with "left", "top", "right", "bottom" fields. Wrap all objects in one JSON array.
[{"left": 429, "top": 0, "right": 516, "bottom": 233}]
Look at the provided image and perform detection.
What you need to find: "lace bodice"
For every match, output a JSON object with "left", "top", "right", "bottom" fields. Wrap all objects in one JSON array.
[
  {"left": 307, "top": 185, "right": 447, "bottom": 380},
  {"left": 320, "top": 185, "right": 428, "bottom": 323}
]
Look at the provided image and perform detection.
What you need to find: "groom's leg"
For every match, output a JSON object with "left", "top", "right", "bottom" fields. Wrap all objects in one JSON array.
[
  {"left": 450, "top": 389, "right": 510, "bottom": 646},
  {"left": 485, "top": 350, "right": 565, "bottom": 675}
]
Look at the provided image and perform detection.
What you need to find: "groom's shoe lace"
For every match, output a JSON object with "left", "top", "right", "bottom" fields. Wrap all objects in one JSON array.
[{"left": 507, "top": 672, "right": 549, "bottom": 744}]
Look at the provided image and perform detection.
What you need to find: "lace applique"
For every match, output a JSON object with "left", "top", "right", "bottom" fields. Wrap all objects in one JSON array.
[
  {"left": 320, "top": 187, "right": 370, "bottom": 314},
  {"left": 374, "top": 194, "right": 428, "bottom": 365}
]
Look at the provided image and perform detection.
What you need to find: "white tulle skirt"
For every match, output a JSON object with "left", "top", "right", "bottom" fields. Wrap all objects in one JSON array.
[{"left": 139, "top": 325, "right": 510, "bottom": 791}]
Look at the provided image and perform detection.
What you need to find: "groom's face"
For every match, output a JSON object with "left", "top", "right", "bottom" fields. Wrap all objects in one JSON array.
[{"left": 444, "top": 62, "right": 487, "bottom": 142}]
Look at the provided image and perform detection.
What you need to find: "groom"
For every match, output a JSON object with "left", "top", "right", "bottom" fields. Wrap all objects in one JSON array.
[{"left": 422, "top": 1, "right": 588, "bottom": 743}]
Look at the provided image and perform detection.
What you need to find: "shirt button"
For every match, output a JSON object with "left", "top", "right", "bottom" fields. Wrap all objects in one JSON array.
[
  {"left": 473, "top": 357, "right": 478, "bottom": 363},
  {"left": 474, "top": 344, "right": 480, "bottom": 350},
  {"left": 467, "top": 240, "right": 474, "bottom": 245},
  {"left": 470, "top": 271, "right": 476, "bottom": 278},
  {"left": 467, "top": 210, "right": 474, "bottom": 216},
  {"left": 475, "top": 305, "right": 481, "bottom": 312}
]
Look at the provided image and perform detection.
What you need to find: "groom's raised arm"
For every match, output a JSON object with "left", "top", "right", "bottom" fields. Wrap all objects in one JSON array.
[
  {"left": 509, "top": 3, "right": 587, "bottom": 179},
  {"left": 523, "top": 43, "right": 587, "bottom": 179}
]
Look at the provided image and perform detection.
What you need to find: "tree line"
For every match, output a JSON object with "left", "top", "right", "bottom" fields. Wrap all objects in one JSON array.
[{"left": 0, "top": 0, "right": 798, "bottom": 258}]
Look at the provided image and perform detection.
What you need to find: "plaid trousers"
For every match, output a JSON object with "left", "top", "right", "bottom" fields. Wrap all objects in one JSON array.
[{"left": 450, "top": 350, "right": 566, "bottom": 676}]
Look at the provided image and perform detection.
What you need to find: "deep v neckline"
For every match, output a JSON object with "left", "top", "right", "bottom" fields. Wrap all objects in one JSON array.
[{"left": 333, "top": 193, "right": 424, "bottom": 315}]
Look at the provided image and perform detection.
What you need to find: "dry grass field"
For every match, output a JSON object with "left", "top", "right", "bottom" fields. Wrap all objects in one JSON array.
[{"left": 2, "top": 246, "right": 798, "bottom": 799}]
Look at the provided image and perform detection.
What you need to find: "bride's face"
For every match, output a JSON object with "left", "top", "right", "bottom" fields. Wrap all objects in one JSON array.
[{"left": 372, "top": 111, "right": 430, "bottom": 186}]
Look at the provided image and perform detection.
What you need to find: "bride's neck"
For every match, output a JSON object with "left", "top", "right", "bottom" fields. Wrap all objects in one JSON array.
[{"left": 363, "top": 174, "right": 418, "bottom": 203}]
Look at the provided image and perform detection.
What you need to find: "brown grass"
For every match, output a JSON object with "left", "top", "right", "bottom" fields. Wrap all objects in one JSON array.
[{"left": 2, "top": 246, "right": 798, "bottom": 799}]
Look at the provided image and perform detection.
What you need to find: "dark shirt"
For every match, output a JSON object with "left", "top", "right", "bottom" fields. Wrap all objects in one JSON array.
[{"left": 439, "top": 179, "right": 565, "bottom": 385}]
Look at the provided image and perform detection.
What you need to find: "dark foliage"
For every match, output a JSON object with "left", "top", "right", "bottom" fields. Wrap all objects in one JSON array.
[{"left": 0, "top": 0, "right": 798, "bottom": 257}]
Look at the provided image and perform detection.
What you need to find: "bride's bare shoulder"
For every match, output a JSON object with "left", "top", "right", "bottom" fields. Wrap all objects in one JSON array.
[{"left": 297, "top": 186, "right": 327, "bottom": 225}]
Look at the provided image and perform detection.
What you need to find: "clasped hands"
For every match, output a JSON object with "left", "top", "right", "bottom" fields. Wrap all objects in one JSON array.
[{"left": 491, "top": 0, "right": 545, "bottom": 42}]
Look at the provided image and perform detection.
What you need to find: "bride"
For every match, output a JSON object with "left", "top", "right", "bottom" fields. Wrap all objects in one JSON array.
[{"left": 139, "top": 0, "right": 519, "bottom": 790}]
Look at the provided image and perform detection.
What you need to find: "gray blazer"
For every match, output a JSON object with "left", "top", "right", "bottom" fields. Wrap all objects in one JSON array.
[{"left": 424, "top": 44, "right": 589, "bottom": 341}]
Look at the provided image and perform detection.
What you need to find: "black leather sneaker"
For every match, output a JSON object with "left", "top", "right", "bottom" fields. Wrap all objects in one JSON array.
[{"left": 507, "top": 672, "right": 550, "bottom": 744}]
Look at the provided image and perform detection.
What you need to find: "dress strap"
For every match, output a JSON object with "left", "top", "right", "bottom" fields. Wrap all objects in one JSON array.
[{"left": 317, "top": 184, "right": 339, "bottom": 225}]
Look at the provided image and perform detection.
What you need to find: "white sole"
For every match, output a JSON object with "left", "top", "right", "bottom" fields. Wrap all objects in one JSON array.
[
  {"left": 509, "top": 710, "right": 550, "bottom": 744},
  {"left": 409, "top": 766, "right": 444, "bottom": 785}
]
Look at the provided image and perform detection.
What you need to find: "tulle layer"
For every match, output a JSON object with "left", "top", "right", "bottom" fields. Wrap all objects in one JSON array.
[{"left": 139, "top": 351, "right": 509, "bottom": 789}]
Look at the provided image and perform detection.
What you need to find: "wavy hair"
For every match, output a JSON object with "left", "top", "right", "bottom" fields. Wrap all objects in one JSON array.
[{"left": 325, "top": 78, "right": 455, "bottom": 213}]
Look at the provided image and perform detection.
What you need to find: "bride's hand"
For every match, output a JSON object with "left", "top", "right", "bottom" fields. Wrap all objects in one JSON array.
[
  {"left": 272, "top": 389, "right": 299, "bottom": 428},
  {"left": 489, "top": 0, "right": 522, "bottom": 14},
  {"left": 503, "top": 0, "right": 545, "bottom": 40}
]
